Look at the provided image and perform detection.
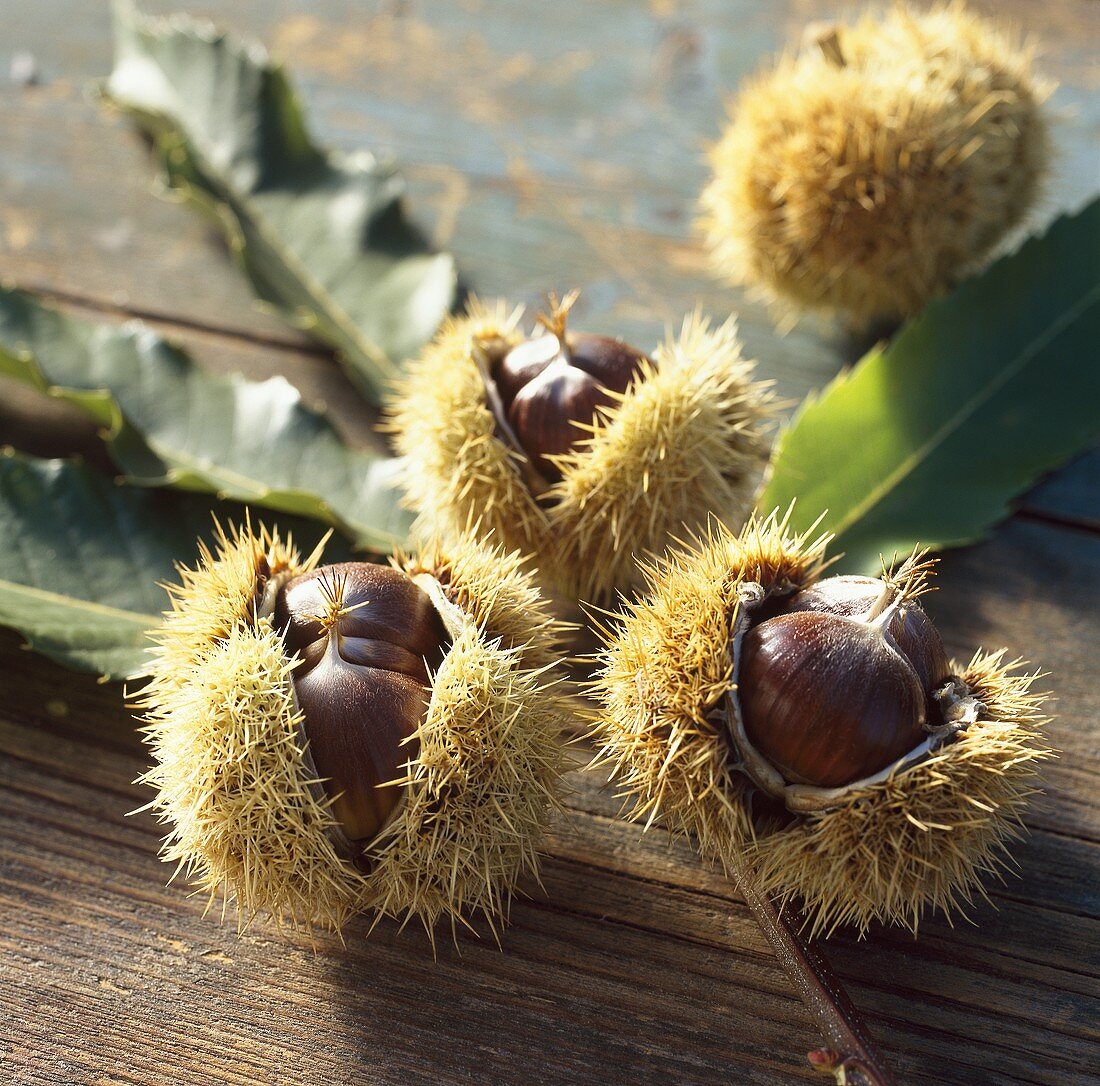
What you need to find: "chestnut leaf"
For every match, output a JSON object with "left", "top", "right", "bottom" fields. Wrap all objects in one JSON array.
[
  {"left": 0, "top": 452, "right": 348, "bottom": 680},
  {"left": 104, "top": 2, "right": 457, "bottom": 407},
  {"left": 0, "top": 287, "right": 412, "bottom": 552},
  {"left": 759, "top": 197, "right": 1100, "bottom": 573}
]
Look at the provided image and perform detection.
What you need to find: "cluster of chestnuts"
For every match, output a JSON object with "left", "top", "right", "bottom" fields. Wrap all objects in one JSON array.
[
  {"left": 142, "top": 392, "right": 1050, "bottom": 944},
  {"left": 390, "top": 292, "right": 775, "bottom": 601},
  {"left": 125, "top": 11, "right": 1059, "bottom": 1086},
  {"left": 593, "top": 513, "right": 1050, "bottom": 934},
  {"left": 138, "top": 4, "right": 1053, "bottom": 955}
]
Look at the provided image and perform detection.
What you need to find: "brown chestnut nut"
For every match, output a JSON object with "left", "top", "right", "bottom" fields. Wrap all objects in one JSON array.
[
  {"left": 274, "top": 563, "right": 449, "bottom": 845},
  {"left": 783, "top": 575, "right": 952, "bottom": 705},
  {"left": 739, "top": 609, "right": 927, "bottom": 787},
  {"left": 736, "top": 573, "right": 950, "bottom": 789},
  {"left": 492, "top": 295, "right": 647, "bottom": 483}
]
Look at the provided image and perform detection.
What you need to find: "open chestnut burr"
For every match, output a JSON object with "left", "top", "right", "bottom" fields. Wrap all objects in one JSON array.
[
  {"left": 592, "top": 511, "right": 1051, "bottom": 1083},
  {"left": 389, "top": 291, "right": 776, "bottom": 601},
  {"left": 140, "top": 523, "right": 570, "bottom": 937}
]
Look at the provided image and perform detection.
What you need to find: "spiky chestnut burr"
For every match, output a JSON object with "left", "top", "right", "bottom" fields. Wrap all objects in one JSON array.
[
  {"left": 388, "top": 294, "right": 776, "bottom": 602},
  {"left": 591, "top": 510, "right": 1052, "bottom": 937},
  {"left": 700, "top": 2, "right": 1052, "bottom": 327},
  {"left": 139, "top": 523, "right": 570, "bottom": 938}
]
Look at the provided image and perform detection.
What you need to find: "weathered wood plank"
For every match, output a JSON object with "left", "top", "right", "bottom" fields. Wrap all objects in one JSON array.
[
  {"left": 1024, "top": 451, "right": 1100, "bottom": 531},
  {"left": 0, "top": 718, "right": 819, "bottom": 1086},
  {"left": 0, "top": 712, "right": 1091, "bottom": 1086},
  {"left": 0, "top": 677, "right": 1094, "bottom": 1086},
  {"left": 9, "top": 0, "right": 1098, "bottom": 220},
  {"left": 1, "top": 508, "right": 1098, "bottom": 1085}
]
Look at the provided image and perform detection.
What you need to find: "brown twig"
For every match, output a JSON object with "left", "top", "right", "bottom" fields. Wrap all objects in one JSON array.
[{"left": 728, "top": 858, "right": 898, "bottom": 1086}]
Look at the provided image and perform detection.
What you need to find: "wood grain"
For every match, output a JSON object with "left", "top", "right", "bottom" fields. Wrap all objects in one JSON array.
[
  {"left": 1, "top": 1, "right": 1098, "bottom": 1084},
  {"left": 2, "top": 517, "right": 1098, "bottom": 1085}
]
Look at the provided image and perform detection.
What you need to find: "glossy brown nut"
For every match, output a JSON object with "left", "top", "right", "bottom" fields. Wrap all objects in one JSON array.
[
  {"left": 493, "top": 333, "right": 563, "bottom": 409},
  {"left": 737, "top": 610, "right": 928, "bottom": 787},
  {"left": 275, "top": 564, "right": 449, "bottom": 844},
  {"left": 507, "top": 364, "right": 619, "bottom": 481},
  {"left": 785, "top": 576, "right": 952, "bottom": 708},
  {"left": 566, "top": 332, "right": 649, "bottom": 387},
  {"left": 498, "top": 331, "right": 646, "bottom": 483}
]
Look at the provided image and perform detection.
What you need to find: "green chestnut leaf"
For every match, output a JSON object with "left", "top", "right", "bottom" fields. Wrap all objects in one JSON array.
[
  {"left": 759, "top": 198, "right": 1100, "bottom": 573},
  {"left": 105, "top": 1, "right": 457, "bottom": 405},
  {"left": 0, "top": 452, "right": 350, "bottom": 680},
  {"left": 0, "top": 287, "right": 412, "bottom": 552}
]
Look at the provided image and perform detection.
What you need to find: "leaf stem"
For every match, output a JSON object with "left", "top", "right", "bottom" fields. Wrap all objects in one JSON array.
[{"left": 728, "top": 858, "right": 897, "bottom": 1086}]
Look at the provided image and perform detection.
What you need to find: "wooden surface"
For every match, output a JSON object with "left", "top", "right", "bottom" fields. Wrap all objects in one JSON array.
[{"left": 1, "top": 2, "right": 1098, "bottom": 1084}]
